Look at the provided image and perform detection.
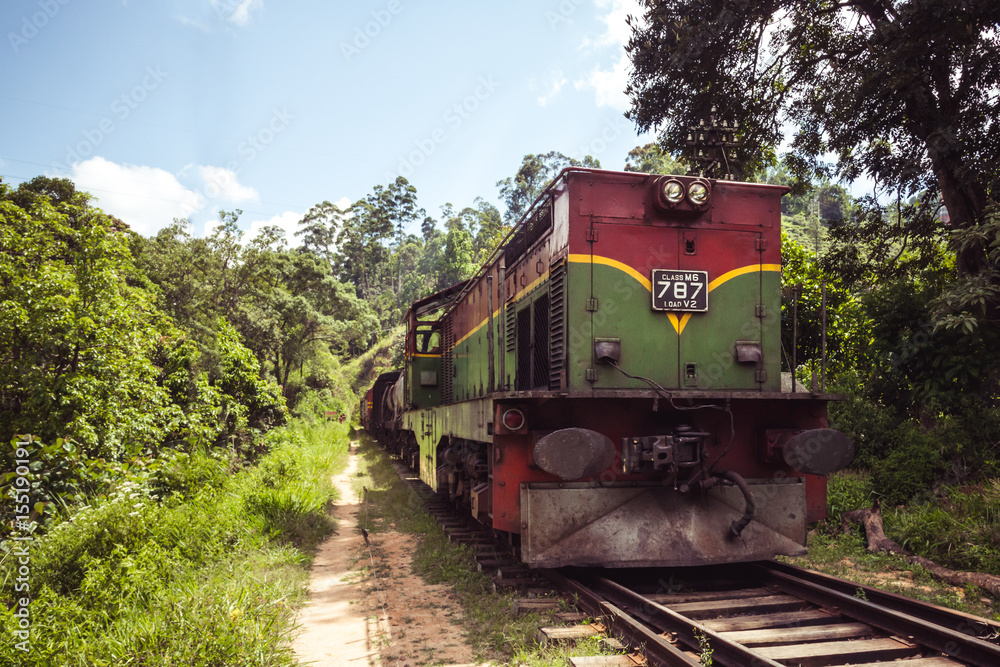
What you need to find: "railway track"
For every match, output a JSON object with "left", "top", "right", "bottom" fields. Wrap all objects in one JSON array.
[
  {"left": 388, "top": 453, "right": 1000, "bottom": 666},
  {"left": 555, "top": 563, "right": 1000, "bottom": 667}
]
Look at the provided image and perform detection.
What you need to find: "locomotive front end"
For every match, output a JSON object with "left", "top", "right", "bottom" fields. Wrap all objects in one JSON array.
[{"left": 490, "top": 169, "right": 854, "bottom": 567}]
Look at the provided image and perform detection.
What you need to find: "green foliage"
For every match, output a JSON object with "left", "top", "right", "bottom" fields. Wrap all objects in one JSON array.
[
  {"left": 825, "top": 470, "right": 875, "bottom": 522},
  {"left": 496, "top": 152, "right": 600, "bottom": 223},
  {"left": 624, "top": 142, "right": 686, "bottom": 175},
  {"left": 0, "top": 406, "right": 348, "bottom": 665},
  {"left": 695, "top": 628, "right": 714, "bottom": 666},
  {"left": 215, "top": 318, "right": 287, "bottom": 440},
  {"left": 148, "top": 450, "right": 227, "bottom": 501},
  {"left": 780, "top": 232, "right": 862, "bottom": 378},
  {"left": 870, "top": 423, "right": 945, "bottom": 506},
  {"left": 932, "top": 203, "right": 1000, "bottom": 356},
  {"left": 885, "top": 483, "right": 1000, "bottom": 574},
  {"left": 0, "top": 178, "right": 173, "bottom": 457},
  {"left": 0, "top": 436, "right": 142, "bottom": 533}
]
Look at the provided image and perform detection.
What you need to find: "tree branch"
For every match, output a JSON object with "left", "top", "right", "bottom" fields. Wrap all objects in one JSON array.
[{"left": 843, "top": 501, "right": 1000, "bottom": 598}]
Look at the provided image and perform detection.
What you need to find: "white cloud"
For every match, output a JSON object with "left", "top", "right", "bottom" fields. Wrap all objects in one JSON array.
[
  {"left": 535, "top": 70, "right": 568, "bottom": 108},
  {"left": 589, "top": 0, "right": 642, "bottom": 49},
  {"left": 247, "top": 210, "right": 302, "bottom": 246},
  {"left": 192, "top": 165, "right": 259, "bottom": 204},
  {"left": 211, "top": 0, "right": 263, "bottom": 27},
  {"left": 575, "top": 0, "right": 643, "bottom": 112},
  {"left": 61, "top": 157, "right": 262, "bottom": 236},
  {"left": 177, "top": 16, "right": 211, "bottom": 33},
  {"left": 576, "top": 50, "right": 631, "bottom": 112},
  {"left": 68, "top": 157, "right": 201, "bottom": 235}
]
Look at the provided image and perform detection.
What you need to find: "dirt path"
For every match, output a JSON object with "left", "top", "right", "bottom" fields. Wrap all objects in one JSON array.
[
  {"left": 293, "top": 443, "right": 384, "bottom": 666},
  {"left": 293, "top": 442, "right": 476, "bottom": 667}
]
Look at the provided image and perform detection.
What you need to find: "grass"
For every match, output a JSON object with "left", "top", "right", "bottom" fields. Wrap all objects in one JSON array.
[
  {"left": 0, "top": 413, "right": 351, "bottom": 665},
  {"left": 351, "top": 436, "right": 629, "bottom": 665},
  {"left": 788, "top": 530, "right": 1000, "bottom": 620},
  {"left": 784, "top": 469, "right": 1000, "bottom": 622}
]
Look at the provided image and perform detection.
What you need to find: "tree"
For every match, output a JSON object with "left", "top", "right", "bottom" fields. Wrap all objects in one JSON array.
[
  {"left": 438, "top": 216, "right": 476, "bottom": 290},
  {"left": 496, "top": 152, "right": 600, "bottom": 223},
  {"left": 335, "top": 177, "right": 424, "bottom": 306},
  {"left": 1, "top": 178, "right": 172, "bottom": 456},
  {"left": 625, "top": 0, "right": 1000, "bottom": 273},
  {"left": 463, "top": 197, "right": 505, "bottom": 263},
  {"left": 295, "top": 200, "right": 347, "bottom": 266},
  {"left": 257, "top": 250, "right": 377, "bottom": 397},
  {"left": 624, "top": 143, "right": 686, "bottom": 175}
]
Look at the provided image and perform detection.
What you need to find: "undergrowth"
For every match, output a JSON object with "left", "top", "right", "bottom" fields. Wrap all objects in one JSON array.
[
  {"left": 0, "top": 413, "right": 349, "bottom": 665},
  {"left": 791, "top": 468, "right": 1000, "bottom": 621}
]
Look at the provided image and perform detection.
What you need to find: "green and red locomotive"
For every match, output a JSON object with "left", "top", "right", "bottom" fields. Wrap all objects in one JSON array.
[{"left": 363, "top": 168, "right": 853, "bottom": 568}]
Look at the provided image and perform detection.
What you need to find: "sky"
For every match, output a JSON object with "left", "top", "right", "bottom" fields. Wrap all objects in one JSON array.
[{"left": 1, "top": 0, "right": 655, "bottom": 241}]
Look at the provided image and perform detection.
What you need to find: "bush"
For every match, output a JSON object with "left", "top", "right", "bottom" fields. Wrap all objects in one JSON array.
[
  {"left": 0, "top": 403, "right": 348, "bottom": 664},
  {"left": 884, "top": 482, "right": 1000, "bottom": 575},
  {"left": 148, "top": 450, "right": 227, "bottom": 501},
  {"left": 870, "top": 422, "right": 944, "bottom": 506},
  {"left": 825, "top": 469, "right": 875, "bottom": 522}
]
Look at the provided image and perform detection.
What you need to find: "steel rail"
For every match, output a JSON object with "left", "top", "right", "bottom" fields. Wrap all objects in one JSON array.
[
  {"left": 757, "top": 560, "right": 1000, "bottom": 640},
  {"left": 592, "top": 575, "right": 787, "bottom": 667},
  {"left": 759, "top": 565, "right": 1000, "bottom": 667},
  {"left": 545, "top": 570, "right": 701, "bottom": 666}
]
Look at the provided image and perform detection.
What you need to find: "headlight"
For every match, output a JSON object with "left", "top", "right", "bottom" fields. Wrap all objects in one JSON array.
[
  {"left": 687, "top": 181, "right": 710, "bottom": 206},
  {"left": 501, "top": 408, "right": 525, "bottom": 432},
  {"left": 662, "top": 179, "right": 684, "bottom": 204}
]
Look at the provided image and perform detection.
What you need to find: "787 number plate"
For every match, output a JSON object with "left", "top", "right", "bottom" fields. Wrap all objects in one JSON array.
[{"left": 651, "top": 270, "right": 708, "bottom": 312}]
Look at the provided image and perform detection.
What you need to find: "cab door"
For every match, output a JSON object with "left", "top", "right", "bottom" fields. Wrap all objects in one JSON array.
[
  {"left": 588, "top": 221, "right": 681, "bottom": 390},
  {"left": 676, "top": 229, "right": 764, "bottom": 390}
]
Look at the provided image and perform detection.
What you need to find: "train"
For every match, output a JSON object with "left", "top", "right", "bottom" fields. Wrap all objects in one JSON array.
[{"left": 360, "top": 167, "right": 854, "bottom": 568}]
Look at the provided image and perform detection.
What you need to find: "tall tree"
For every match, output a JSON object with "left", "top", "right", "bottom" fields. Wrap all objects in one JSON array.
[
  {"left": 463, "top": 197, "right": 505, "bottom": 262},
  {"left": 624, "top": 143, "right": 686, "bottom": 175},
  {"left": 625, "top": 0, "right": 1000, "bottom": 273},
  {"left": 335, "top": 177, "right": 424, "bottom": 305},
  {"left": 295, "top": 200, "right": 346, "bottom": 266},
  {"left": 496, "top": 152, "right": 600, "bottom": 223}
]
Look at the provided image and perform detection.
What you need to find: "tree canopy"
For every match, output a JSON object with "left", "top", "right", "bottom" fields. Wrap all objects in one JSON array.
[
  {"left": 496, "top": 152, "right": 600, "bottom": 223},
  {"left": 626, "top": 0, "right": 1000, "bottom": 272}
]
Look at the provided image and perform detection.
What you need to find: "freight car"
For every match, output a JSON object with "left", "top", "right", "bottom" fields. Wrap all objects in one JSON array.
[{"left": 363, "top": 168, "right": 853, "bottom": 568}]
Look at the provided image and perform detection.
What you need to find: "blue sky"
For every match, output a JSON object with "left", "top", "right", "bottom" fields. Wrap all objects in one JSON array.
[{"left": 1, "top": 0, "right": 653, "bottom": 240}]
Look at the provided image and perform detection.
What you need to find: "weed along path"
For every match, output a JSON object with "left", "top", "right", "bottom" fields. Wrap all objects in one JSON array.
[{"left": 293, "top": 442, "right": 383, "bottom": 666}]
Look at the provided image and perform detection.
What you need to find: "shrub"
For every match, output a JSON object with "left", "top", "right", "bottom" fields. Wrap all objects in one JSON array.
[
  {"left": 148, "top": 450, "right": 227, "bottom": 501},
  {"left": 870, "top": 423, "right": 944, "bottom": 506},
  {"left": 825, "top": 469, "right": 875, "bottom": 522}
]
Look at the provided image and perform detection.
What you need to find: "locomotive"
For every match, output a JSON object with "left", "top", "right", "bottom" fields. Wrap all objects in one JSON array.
[{"left": 361, "top": 168, "right": 853, "bottom": 568}]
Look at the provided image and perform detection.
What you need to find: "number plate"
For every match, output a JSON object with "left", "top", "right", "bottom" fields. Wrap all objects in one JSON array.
[{"left": 651, "top": 270, "right": 708, "bottom": 312}]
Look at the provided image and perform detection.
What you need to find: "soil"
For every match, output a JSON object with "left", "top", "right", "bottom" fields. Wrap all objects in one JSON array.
[{"left": 293, "top": 442, "right": 475, "bottom": 667}]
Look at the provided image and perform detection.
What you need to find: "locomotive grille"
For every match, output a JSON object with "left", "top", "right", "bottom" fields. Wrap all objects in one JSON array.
[
  {"left": 532, "top": 294, "right": 550, "bottom": 389},
  {"left": 442, "top": 316, "right": 454, "bottom": 404},
  {"left": 548, "top": 260, "right": 567, "bottom": 390},
  {"left": 503, "top": 200, "right": 553, "bottom": 268},
  {"left": 515, "top": 308, "right": 531, "bottom": 391},
  {"left": 505, "top": 298, "right": 516, "bottom": 354}
]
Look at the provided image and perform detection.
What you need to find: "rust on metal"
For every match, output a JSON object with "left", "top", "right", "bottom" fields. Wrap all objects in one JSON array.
[{"left": 520, "top": 480, "right": 807, "bottom": 567}]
